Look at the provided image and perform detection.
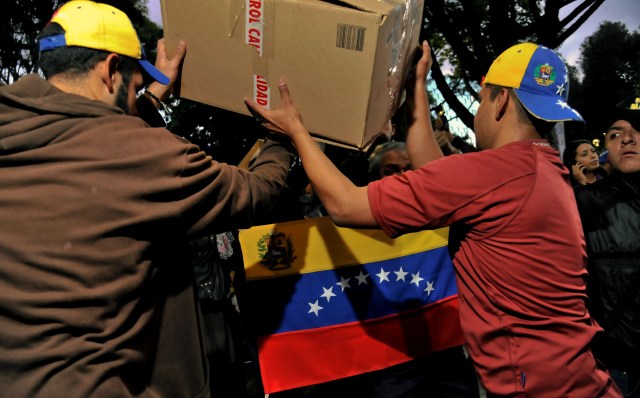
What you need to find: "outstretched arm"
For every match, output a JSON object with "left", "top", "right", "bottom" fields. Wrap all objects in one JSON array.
[
  {"left": 405, "top": 41, "right": 444, "bottom": 168},
  {"left": 244, "top": 83, "right": 377, "bottom": 228}
]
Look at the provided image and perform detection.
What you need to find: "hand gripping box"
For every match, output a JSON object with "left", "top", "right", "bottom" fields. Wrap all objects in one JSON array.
[{"left": 161, "top": 0, "right": 424, "bottom": 150}]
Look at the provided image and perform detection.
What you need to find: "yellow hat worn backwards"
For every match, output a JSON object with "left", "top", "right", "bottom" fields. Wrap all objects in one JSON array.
[
  {"left": 39, "top": 1, "right": 169, "bottom": 85},
  {"left": 482, "top": 42, "right": 583, "bottom": 123}
]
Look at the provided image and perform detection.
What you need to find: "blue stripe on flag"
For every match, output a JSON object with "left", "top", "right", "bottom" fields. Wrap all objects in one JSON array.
[{"left": 244, "top": 246, "right": 457, "bottom": 334}]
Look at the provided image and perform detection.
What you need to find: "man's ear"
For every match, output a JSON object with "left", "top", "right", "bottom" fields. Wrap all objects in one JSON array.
[
  {"left": 495, "top": 88, "right": 509, "bottom": 121},
  {"left": 99, "top": 53, "right": 120, "bottom": 94}
]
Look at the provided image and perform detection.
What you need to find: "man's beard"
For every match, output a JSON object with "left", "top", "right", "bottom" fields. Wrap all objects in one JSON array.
[
  {"left": 115, "top": 83, "right": 129, "bottom": 114},
  {"left": 115, "top": 72, "right": 132, "bottom": 114}
]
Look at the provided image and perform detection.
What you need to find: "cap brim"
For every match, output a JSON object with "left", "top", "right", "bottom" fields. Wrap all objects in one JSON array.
[
  {"left": 514, "top": 88, "right": 584, "bottom": 123},
  {"left": 138, "top": 59, "right": 170, "bottom": 85}
]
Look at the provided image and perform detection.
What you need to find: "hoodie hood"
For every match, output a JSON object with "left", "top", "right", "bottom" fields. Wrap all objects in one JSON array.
[{"left": 0, "top": 74, "right": 124, "bottom": 154}]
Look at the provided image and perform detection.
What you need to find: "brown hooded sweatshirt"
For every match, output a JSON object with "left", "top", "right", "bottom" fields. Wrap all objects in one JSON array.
[{"left": 0, "top": 74, "right": 293, "bottom": 397}]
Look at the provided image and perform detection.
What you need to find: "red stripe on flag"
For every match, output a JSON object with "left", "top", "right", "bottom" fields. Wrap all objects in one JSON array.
[{"left": 257, "top": 296, "right": 464, "bottom": 393}]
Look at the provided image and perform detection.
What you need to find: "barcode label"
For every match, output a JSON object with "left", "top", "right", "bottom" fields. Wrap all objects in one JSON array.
[{"left": 336, "top": 24, "right": 366, "bottom": 52}]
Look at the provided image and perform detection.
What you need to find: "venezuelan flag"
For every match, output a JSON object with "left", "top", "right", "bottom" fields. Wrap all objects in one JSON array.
[{"left": 239, "top": 217, "right": 463, "bottom": 393}]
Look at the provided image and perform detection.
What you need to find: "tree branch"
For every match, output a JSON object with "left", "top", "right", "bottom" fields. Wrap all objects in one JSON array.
[{"left": 430, "top": 51, "right": 475, "bottom": 130}]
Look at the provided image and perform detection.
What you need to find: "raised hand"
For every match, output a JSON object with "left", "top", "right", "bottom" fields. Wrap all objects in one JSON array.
[
  {"left": 405, "top": 40, "right": 444, "bottom": 168},
  {"left": 147, "top": 39, "right": 187, "bottom": 102},
  {"left": 244, "top": 79, "right": 307, "bottom": 140},
  {"left": 572, "top": 163, "right": 588, "bottom": 185},
  {"left": 414, "top": 40, "right": 433, "bottom": 86},
  {"left": 405, "top": 40, "right": 433, "bottom": 103}
]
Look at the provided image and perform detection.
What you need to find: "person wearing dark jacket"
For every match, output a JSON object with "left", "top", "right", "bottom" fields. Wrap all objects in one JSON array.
[
  {"left": 0, "top": 2, "right": 292, "bottom": 397},
  {"left": 575, "top": 95, "right": 640, "bottom": 397}
]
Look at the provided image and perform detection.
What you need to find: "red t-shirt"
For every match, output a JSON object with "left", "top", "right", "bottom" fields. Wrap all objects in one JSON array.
[{"left": 368, "top": 140, "right": 617, "bottom": 397}]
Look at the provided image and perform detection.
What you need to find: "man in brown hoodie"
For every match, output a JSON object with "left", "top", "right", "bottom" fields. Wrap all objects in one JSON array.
[{"left": 0, "top": 2, "right": 292, "bottom": 397}]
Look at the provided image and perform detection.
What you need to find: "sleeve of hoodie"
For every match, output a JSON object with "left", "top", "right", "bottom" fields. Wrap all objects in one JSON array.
[{"left": 177, "top": 135, "right": 294, "bottom": 236}]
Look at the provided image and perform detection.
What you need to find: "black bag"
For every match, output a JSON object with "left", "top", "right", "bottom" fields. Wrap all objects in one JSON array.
[{"left": 189, "top": 235, "right": 230, "bottom": 310}]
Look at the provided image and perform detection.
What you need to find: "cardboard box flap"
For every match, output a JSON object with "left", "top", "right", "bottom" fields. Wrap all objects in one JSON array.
[{"left": 334, "top": 0, "right": 399, "bottom": 15}]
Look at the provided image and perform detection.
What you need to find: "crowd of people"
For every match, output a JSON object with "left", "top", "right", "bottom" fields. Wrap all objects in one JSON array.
[{"left": 0, "top": 1, "right": 638, "bottom": 397}]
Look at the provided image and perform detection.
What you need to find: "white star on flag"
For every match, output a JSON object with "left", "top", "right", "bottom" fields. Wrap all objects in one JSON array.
[
  {"left": 410, "top": 272, "right": 424, "bottom": 287},
  {"left": 424, "top": 281, "right": 435, "bottom": 296},
  {"left": 556, "top": 99, "right": 570, "bottom": 109},
  {"left": 556, "top": 83, "right": 566, "bottom": 96},
  {"left": 394, "top": 267, "right": 408, "bottom": 282},
  {"left": 336, "top": 276, "right": 351, "bottom": 292},
  {"left": 320, "top": 286, "right": 336, "bottom": 302},
  {"left": 355, "top": 270, "right": 370, "bottom": 285},
  {"left": 308, "top": 300, "right": 323, "bottom": 316},
  {"left": 376, "top": 268, "right": 390, "bottom": 283}
]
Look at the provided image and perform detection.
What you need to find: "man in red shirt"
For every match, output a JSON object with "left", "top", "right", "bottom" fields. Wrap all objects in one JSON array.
[{"left": 247, "top": 41, "right": 620, "bottom": 396}]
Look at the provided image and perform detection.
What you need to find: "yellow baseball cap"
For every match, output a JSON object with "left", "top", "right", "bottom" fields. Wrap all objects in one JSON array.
[
  {"left": 39, "top": 1, "right": 169, "bottom": 85},
  {"left": 482, "top": 42, "right": 583, "bottom": 123}
]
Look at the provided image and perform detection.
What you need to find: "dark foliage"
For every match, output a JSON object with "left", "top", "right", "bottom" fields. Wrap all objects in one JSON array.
[
  {"left": 567, "top": 21, "right": 640, "bottom": 143},
  {"left": 423, "top": 0, "right": 606, "bottom": 132}
]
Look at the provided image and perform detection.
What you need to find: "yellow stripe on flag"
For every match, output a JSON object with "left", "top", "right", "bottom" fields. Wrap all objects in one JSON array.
[{"left": 240, "top": 216, "right": 449, "bottom": 280}]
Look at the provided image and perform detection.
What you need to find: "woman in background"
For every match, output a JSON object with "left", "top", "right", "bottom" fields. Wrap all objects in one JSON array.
[{"left": 563, "top": 139, "right": 608, "bottom": 187}]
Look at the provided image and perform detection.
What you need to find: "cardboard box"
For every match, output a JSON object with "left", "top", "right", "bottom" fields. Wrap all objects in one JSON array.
[{"left": 161, "top": 0, "right": 424, "bottom": 150}]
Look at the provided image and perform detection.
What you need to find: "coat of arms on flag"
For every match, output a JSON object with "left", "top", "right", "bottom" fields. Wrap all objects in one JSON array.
[{"left": 238, "top": 217, "right": 464, "bottom": 393}]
